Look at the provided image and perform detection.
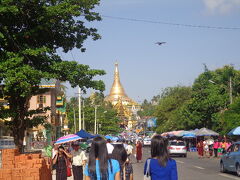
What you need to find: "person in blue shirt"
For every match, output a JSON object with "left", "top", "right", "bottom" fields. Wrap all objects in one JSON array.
[
  {"left": 144, "top": 135, "right": 178, "bottom": 180},
  {"left": 84, "top": 136, "right": 121, "bottom": 180}
]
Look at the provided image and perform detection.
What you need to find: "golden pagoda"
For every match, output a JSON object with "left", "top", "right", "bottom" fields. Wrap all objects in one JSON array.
[{"left": 105, "top": 62, "right": 140, "bottom": 128}]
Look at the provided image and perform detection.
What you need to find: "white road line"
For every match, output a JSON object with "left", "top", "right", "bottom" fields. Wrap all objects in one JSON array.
[
  {"left": 176, "top": 160, "right": 184, "bottom": 164},
  {"left": 218, "top": 173, "right": 240, "bottom": 180},
  {"left": 193, "top": 166, "right": 205, "bottom": 170}
]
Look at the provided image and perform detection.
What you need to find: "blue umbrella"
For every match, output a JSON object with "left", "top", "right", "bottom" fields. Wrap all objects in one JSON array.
[
  {"left": 111, "top": 137, "right": 119, "bottom": 141},
  {"left": 228, "top": 126, "right": 240, "bottom": 135},
  {"left": 105, "top": 135, "right": 113, "bottom": 140}
]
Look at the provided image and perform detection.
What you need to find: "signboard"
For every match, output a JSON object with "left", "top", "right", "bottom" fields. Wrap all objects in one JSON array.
[{"left": 147, "top": 117, "right": 157, "bottom": 128}]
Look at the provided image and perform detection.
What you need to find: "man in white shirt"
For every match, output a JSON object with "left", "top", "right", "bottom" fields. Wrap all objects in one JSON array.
[
  {"left": 106, "top": 139, "right": 114, "bottom": 154},
  {"left": 71, "top": 144, "right": 87, "bottom": 180},
  {"left": 126, "top": 141, "right": 134, "bottom": 156}
]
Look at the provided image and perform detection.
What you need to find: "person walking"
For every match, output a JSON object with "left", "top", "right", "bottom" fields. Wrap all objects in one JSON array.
[
  {"left": 197, "top": 140, "right": 204, "bottom": 158},
  {"left": 144, "top": 135, "right": 178, "bottom": 180},
  {"left": 213, "top": 139, "right": 219, "bottom": 158},
  {"left": 126, "top": 141, "right": 134, "bottom": 160},
  {"left": 221, "top": 140, "right": 227, "bottom": 154},
  {"left": 136, "top": 141, "right": 142, "bottom": 163},
  {"left": 53, "top": 146, "right": 72, "bottom": 180},
  {"left": 84, "top": 136, "right": 121, "bottom": 180},
  {"left": 111, "top": 144, "right": 133, "bottom": 180},
  {"left": 71, "top": 143, "right": 87, "bottom": 180},
  {"left": 106, "top": 139, "right": 114, "bottom": 154},
  {"left": 203, "top": 140, "right": 209, "bottom": 158}
]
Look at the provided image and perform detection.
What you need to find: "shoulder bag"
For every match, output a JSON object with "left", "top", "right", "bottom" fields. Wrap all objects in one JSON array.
[{"left": 144, "top": 159, "right": 151, "bottom": 180}]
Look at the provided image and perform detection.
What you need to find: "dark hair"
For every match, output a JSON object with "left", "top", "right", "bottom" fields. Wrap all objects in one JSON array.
[
  {"left": 58, "top": 146, "right": 64, "bottom": 150},
  {"left": 151, "top": 135, "right": 170, "bottom": 167},
  {"left": 111, "top": 144, "right": 127, "bottom": 170},
  {"left": 88, "top": 136, "right": 110, "bottom": 180}
]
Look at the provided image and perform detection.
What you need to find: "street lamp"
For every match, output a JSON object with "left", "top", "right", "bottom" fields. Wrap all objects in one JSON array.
[{"left": 209, "top": 77, "right": 233, "bottom": 104}]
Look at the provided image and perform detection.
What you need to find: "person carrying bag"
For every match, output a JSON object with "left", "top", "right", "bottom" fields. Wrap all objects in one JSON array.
[
  {"left": 144, "top": 159, "right": 151, "bottom": 180},
  {"left": 53, "top": 146, "right": 73, "bottom": 180},
  {"left": 144, "top": 135, "right": 178, "bottom": 180}
]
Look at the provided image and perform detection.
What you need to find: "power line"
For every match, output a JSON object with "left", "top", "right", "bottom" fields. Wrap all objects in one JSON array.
[{"left": 102, "top": 15, "right": 240, "bottom": 30}]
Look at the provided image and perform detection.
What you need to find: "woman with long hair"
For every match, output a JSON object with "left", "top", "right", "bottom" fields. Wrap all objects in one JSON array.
[
  {"left": 84, "top": 136, "right": 121, "bottom": 180},
  {"left": 111, "top": 144, "right": 133, "bottom": 180},
  {"left": 52, "top": 146, "right": 72, "bottom": 180},
  {"left": 144, "top": 135, "right": 178, "bottom": 180}
]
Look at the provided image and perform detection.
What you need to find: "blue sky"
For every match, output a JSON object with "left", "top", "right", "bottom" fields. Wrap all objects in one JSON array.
[{"left": 63, "top": 0, "right": 240, "bottom": 103}]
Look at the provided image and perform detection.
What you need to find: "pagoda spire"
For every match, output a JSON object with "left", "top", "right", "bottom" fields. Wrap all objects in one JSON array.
[{"left": 108, "top": 62, "right": 128, "bottom": 98}]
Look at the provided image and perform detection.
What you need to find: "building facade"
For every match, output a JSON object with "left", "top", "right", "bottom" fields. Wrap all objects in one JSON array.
[{"left": 0, "top": 79, "right": 67, "bottom": 149}]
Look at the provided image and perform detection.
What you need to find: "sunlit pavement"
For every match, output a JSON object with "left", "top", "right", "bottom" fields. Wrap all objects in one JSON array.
[{"left": 52, "top": 147, "right": 239, "bottom": 180}]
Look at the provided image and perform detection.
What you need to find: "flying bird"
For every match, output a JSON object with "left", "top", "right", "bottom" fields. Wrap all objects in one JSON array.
[{"left": 155, "top": 42, "right": 166, "bottom": 46}]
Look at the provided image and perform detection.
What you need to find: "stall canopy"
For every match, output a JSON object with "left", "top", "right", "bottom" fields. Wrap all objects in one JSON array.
[
  {"left": 76, "top": 129, "right": 95, "bottom": 138},
  {"left": 228, "top": 126, "right": 240, "bottom": 135},
  {"left": 195, "top": 128, "right": 219, "bottom": 136},
  {"left": 183, "top": 133, "right": 196, "bottom": 138}
]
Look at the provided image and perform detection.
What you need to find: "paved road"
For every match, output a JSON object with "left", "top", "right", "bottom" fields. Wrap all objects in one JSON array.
[
  {"left": 132, "top": 147, "right": 240, "bottom": 180},
  {"left": 55, "top": 147, "right": 239, "bottom": 180}
]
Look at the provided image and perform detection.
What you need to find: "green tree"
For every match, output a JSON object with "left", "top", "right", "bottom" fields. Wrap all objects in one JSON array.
[
  {"left": 154, "top": 86, "right": 192, "bottom": 133},
  {"left": 138, "top": 99, "right": 156, "bottom": 117},
  {"left": 0, "top": 0, "right": 105, "bottom": 151},
  {"left": 181, "top": 65, "right": 240, "bottom": 132},
  {"left": 66, "top": 93, "right": 121, "bottom": 135},
  {"left": 219, "top": 97, "right": 240, "bottom": 135}
]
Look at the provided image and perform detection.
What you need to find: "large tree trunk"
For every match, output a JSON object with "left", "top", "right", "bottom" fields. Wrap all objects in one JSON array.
[
  {"left": 12, "top": 124, "right": 26, "bottom": 153},
  {"left": 10, "top": 97, "right": 29, "bottom": 153}
]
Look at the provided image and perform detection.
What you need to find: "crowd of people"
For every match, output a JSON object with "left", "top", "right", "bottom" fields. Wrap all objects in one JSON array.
[
  {"left": 51, "top": 135, "right": 178, "bottom": 180},
  {"left": 197, "top": 139, "right": 232, "bottom": 158}
]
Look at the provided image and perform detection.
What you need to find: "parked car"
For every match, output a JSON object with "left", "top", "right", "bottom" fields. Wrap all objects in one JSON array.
[
  {"left": 220, "top": 141, "right": 240, "bottom": 177},
  {"left": 168, "top": 141, "right": 187, "bottom": 157},
  {"left": 143, "top": 137, "right": 151, "bottom": 146}
]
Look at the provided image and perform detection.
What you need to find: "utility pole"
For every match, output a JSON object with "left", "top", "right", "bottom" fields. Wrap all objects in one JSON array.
[
  {"left": 78, "top": 87, "right": 82, "bottom": 131},
  {"left": 82, "top": 99, "right": 85, "bottom": 130},
  {"left": 73, "top": 108, "right": 76, "bottom": 133},
  {"left": 94, "top": 105, "right": 99, "bottom": 134},
  {"left": 230, "top": 76, "right": 233, "bottom": 104}
]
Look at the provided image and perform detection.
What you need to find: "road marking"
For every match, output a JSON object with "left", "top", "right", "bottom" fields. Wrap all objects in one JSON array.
[
  {"left": 218, "top": 173, "right": 240, "bottom": 180},
  {"left": 176, "top": 160, "right": 184, "bottom": 164},
  {"left": 193, "top": 166, "right": 205, "bottom": 170}
]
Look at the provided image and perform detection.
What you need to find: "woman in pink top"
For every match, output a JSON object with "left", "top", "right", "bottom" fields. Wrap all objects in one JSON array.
[
  {"left": 226, "top": 140, "right": 232, "bottom": 151},
  {"left": 213, "top": 140, "right": 219, "bottom": 158}
]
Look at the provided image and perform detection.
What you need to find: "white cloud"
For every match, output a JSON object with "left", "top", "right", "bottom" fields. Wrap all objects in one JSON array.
[{"left": 203, "top": 0, "right": 240, "bottom": 14}]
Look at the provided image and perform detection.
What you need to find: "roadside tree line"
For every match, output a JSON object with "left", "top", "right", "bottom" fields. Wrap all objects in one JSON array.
[{"left": 139, "top": 65, "right": 240, "bottom": 135}]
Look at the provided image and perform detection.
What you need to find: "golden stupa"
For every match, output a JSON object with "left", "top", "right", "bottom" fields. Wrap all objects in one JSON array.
[{"left": 105, "top": 62, "right": 140, "bottom": 128}]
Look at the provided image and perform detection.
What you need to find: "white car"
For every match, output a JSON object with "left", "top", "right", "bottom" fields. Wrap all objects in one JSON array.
[
  {"left": 168, "top": 141, "right": 187, "bottom": 157},
  {"left": 143, "top": 137, "right": 151, "bottom": 146}
]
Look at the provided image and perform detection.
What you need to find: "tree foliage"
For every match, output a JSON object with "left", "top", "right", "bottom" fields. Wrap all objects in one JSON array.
[
  {"left": 154, "top": 86, "right": 192, "bottom": 133},
  {"left": 145, "top": 65, "right": 240, "bottom": 135},
  {"left": 66, "top": 93, "right": 121, "bottom": 135},
  {"left": 0, "top": 0, "right": 104, "bottom": 151}
]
